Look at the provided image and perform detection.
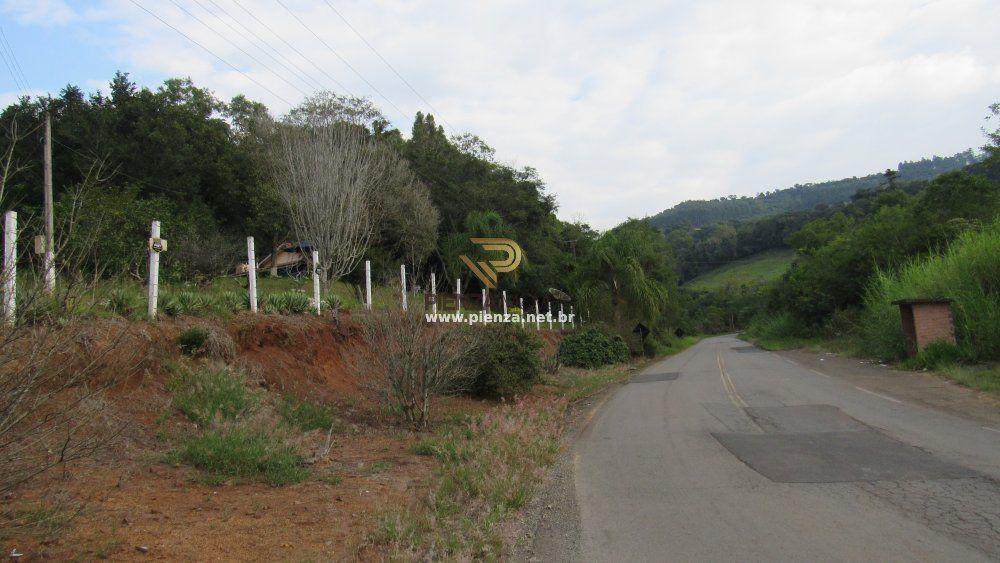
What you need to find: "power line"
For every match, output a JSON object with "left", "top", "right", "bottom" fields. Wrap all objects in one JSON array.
[
  {"left": 166, "top": 0, "right": 309, "bottom": 98},
  {"left": 0, "top": 28, "right": 29, "bottom": 96},
  {"left": 197, "top": 0, "right": 325, "bottom": 92},
  {"left": 321, "top": 0, "right": 454, "bottom": 134},
  {"left": 273, "top": 0, "right": 411, "bottom": 124},
  {"left": 229, "top": 0, "right": 355, "bottom": 97},
  {"left": 128, "top": 0, "right": 294, "bottom": 106}
]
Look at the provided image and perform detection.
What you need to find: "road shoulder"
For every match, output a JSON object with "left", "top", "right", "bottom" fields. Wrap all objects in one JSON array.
[{"left": 776, "top": 348, "right": 1000, "bottom": 428}]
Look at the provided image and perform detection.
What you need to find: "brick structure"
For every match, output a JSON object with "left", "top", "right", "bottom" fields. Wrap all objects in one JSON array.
[{"left": 892, "top": 298, "right": 956, "bottom": 357}]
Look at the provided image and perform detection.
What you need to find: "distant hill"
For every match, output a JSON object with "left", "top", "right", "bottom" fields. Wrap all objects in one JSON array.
[
  {"left": 684, "top": 249, "right": 796, "bottom": 291},
  {"left": 649, "top": 150, "right": 981, "bottom": 230}
]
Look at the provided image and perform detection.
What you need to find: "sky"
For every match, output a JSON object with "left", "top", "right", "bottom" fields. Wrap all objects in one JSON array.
[{"left": 1, "top": 0, "right": 998, "bottom": 229}]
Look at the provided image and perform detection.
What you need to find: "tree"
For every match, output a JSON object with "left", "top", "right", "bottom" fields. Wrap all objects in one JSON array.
[{"left": 575, "top": 220, "right": 676, "bottom": 330}]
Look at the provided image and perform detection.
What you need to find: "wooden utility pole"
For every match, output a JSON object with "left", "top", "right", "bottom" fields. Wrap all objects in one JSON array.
[{"left": 42, "top": 113, "right": 55, "bottom": 294}]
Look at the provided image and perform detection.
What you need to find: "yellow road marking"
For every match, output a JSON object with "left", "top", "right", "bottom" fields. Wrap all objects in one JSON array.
[{"left": 717, "top": 352, "right": 748, "bottom": 408}]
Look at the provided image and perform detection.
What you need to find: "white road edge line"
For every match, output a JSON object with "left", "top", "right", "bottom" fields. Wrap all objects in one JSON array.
[
  {"left": 984, "top": 426, "right": 1000, "bottom": 434},
  {"left": 855, "top": 385, "right": 903, "bottom": 404},
  {"left": 784, "top": 358, "right": 798, "bottom": 365},
  {"left": 809, "top": 369, "right": 830, "bottom": 378}
]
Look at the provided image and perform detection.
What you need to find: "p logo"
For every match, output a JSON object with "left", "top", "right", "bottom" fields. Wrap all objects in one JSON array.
[{"left": 460, "top": 238, "right": 523, "bottom": 289}]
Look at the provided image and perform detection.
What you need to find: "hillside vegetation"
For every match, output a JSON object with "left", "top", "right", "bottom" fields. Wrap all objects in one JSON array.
[
  {"left": 685, "top": 249, "right": 795, "bottom": 290},
  {"left": 649, "top": 150, "right": 979, "bottom": 230}
]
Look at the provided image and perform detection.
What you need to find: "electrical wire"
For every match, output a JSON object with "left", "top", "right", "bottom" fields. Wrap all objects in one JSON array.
[
  {"left": 128, "top": 0, "right": 294, "bottom": 106},
  {"left": 274, "top": 0, "right": 410, "bottom": 124},
  {"left": 321, "top": 0, "right": 454, "bottom": 134}
]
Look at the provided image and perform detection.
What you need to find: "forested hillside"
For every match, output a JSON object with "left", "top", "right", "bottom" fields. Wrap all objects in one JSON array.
[{"left": 649, "top": 150, "right": 980, "bottom": 230}]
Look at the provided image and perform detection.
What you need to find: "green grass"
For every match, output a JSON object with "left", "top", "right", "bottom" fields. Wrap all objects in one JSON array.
[
  {"left": 168, "top": 365, "right": 255, "bottom": 427},
  {"left": 169, "top": 427, "right": 307, "bottom": 486},
  {"left": 938, "top": 364, "right": 1000, "bottom": 396},
  {"left": 278, "top": 397, "right": 334, "bottom": 431},
  {"left": 685, "top": 249, "right": 795, "bottom": 291}
]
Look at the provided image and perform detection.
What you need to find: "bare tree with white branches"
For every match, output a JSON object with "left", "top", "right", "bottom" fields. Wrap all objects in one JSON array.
[{"left": 268, "top": 122, "right": 397, "bottom": 281}]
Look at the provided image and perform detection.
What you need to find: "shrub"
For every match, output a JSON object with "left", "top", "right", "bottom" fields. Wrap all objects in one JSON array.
[
  {"left": 160, "top": 290, "right": 210, "bottom": 317},
  {"left": 278, "top": 398, "right": 334, "bottom": 431},
  {"left": 558, "top": 329, "right": 629, "bottom": 368},
  {"left": 358, "top": 310, "right": 476, "bottom": 428},
  {"left": 214, "top": 290, "right": 248, "bottom": 314},
  {"left": 168, "top": 366, "right": 254, "bottom": 427},
  {"left": 170, "top": 426, "right": 306, "bottom": 486},
  {"left": 469, "top": 325, "right": 542, "bottom": 398},
  {"left": 263, "top": 291, "right": 312, "bottom": 314},
  {"left": 177, "top": 327, "right": 210, "bottom": 356},
  {"left": 106, "top": 287, "right": 140, "bottom": 317}
]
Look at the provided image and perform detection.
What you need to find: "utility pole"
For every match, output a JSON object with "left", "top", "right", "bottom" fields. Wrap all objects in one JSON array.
[{"left": 42, "top": 113, "right": 55, "bottom": 294}]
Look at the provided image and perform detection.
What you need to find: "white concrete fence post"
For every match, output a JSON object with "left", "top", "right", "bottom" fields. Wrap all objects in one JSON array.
[
  {"left": 147, "top": 220, "right": 161, "bottom": 320},
  {"left": 534, "top": 299, "right": 540, "bottom": 331},
  {"left": 246, "top": 236, "right": 257, "bottom": 313},
  {"left": 400, "top": 264, "right": 407, "bottom": 311},
  {"left": 364, "top": 260, "right": 372, "bottom": 310},
  {"left": 456, "top": 278, "right": 461, "bottom": 313},
  {"left": 430, "top": 272, "right": 437, "bottom": 315},
  {"left": 481, "top": 288, "right": 486, "bottom": 314},
  {"left": 548, "top": 301, "right": 553, "bottom": 330},
  {"left": 312, "top": 250, "right": 321, "bottom": 315},
  {"left": 502, "top": 290, "right": 508, "bottom": 316},
  {"left": 570, "top": 305, "right": 576, "bottom": 329},
  {"left": 519, "top": 297, "right": 524, "bottom": 328},
  {"left": 3, "top": 211, "right": 16, "bottom": 326}
]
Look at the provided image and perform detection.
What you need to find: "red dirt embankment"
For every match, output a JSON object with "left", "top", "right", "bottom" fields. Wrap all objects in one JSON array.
[{"left": 2, "top": 314, "right": 566, "bottom": 560}]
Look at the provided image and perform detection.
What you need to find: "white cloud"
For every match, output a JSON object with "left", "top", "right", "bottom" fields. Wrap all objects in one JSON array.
[
  {"left": 1, "top": 0, "right": 76, "bottom": 26},
  {"left": 12, "top": 0, "right": 1000, "bottom": 227}
]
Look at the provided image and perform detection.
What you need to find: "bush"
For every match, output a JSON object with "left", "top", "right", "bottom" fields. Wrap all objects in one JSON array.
[
  {"left": 469, "top": 325, "right": 542, "bottom": 398},
  {"left": 170, "top": 426, "right": 306, "bottom": 485},
  {"left": 558, "top": 329, "right": 629, "bottom": 368},
  {"left": 106, "top": 287, "right": 140, "bottom": 317},
  {"left": 358, "top": 310, "right": 476, "bottom": 428},
  {"left": 169, "top": 366, "right": 255, "bottom": 426},
  {"left": 177, "top": 327, "right": 210, "bottom": 356},
  {"left": 909, "top": 341, "right": 966, "bottom": 370},
  {"left": 278, "top": 398, "right": 334, "bottom": 431},
  {"left": 263, "top": 291, "right": 312, "bottom": 314}
]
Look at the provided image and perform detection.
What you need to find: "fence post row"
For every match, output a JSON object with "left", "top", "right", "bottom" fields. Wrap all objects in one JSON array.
[
  {"left": 147, "top": 220, "right": 161, "bottom": 319},
  {"left": 364, "top": 260, "right": 372, "bottom": 310},
  {"left": 246, "top": 236, "right": 257, "bottom": 313},
  {"left": 3, "top": 211, "right": 16, "bottom": 326},
  {"left": 312, "top": 250, "right": 321, "bottom": 315}
]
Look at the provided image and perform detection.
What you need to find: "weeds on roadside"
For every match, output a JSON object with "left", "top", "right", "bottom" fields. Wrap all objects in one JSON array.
[
  {"left": 168, "top": 425, "right": 306, "bottom": 486},
  {"left": 371, "top": 396, "right": 565, "bottom": 559},
  {"left": 278, "top": 397, "right": 334, "bottom": 431},
  {"left": 168, "top": 365, "right": 256, "bottom": 427}
]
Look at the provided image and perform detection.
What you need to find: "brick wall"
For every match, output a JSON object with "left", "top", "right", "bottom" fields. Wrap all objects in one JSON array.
[{"left": 913, "top": 303, "right": 956, "bottom": 350}]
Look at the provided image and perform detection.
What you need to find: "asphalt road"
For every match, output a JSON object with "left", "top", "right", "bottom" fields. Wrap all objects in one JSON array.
[{"left": 529, "top": 335, "right": 1000, "bottom": 562}]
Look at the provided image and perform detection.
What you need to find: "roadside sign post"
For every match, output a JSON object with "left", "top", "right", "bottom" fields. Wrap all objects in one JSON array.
[
  {"left": 3, "top": 211, "right": 16, "bottom": 326},
  {"left": 246, "top": 236, "right": 257, "bottom": 313}
]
